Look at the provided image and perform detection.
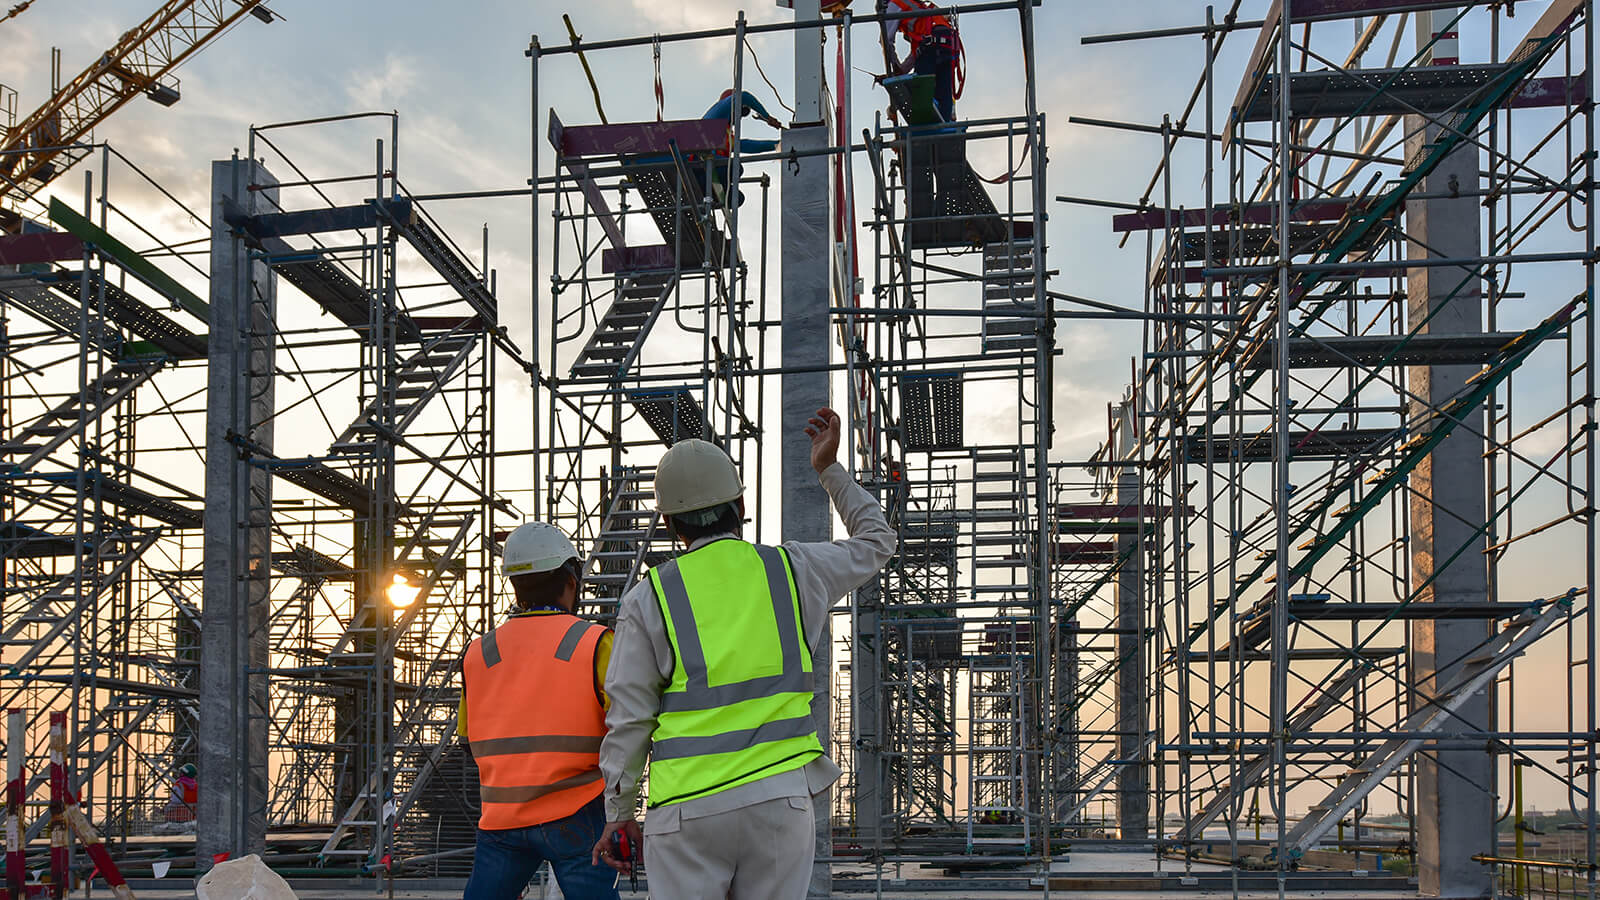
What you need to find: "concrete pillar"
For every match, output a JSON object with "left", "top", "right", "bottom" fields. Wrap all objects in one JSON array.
[
  {"left": 1405, "top": 12, "right": 1492, "bottom": 898},
  {"left": 199, "top": 158, "right": 277, "bottom": 866},
  {"left": 851, "top": 578, "right": 885, "bottom": 848},
  {"left": 786, "top": 3, "right": 833, "bottom": 896},
  {"left": 1112, "top": 399, "right": 1148, "bottom": 840}
]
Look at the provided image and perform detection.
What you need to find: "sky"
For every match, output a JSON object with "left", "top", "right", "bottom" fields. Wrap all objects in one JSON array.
[{"left": 3, "top": 0, "right": 1596, "bottom": 817}]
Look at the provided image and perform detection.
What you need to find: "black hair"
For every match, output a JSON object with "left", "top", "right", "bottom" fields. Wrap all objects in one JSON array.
[
  {"left": 666, "top": 501, "right": 744, "bottom": 543},
  {"left": 510, "top": 558, "right": 582, "bottom": 611}
]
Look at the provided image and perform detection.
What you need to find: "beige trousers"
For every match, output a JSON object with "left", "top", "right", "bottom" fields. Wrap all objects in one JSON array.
[{"left": 643, "top": 794, "right": 815, "bottom": 900}]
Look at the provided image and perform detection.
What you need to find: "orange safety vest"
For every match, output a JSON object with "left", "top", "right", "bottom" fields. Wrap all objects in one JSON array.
[
  {"left": 462, "top": 614, "right": 609, "bottom": 830},
  {"left": 890, "top": 0, "right": 952, "bottom": 49}
]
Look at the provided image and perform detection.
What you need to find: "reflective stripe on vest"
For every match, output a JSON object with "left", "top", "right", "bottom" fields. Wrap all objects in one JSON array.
[
  {"left": 463, "top": 615, "right": 608, "bottom": 829},
  {"left": 647, "top": 541, "right": 823, "bottom": 807}
]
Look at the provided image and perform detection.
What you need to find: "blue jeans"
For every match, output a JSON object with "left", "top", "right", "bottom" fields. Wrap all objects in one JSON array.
[{"left": 463, "top": 796, "right": 619, "bottom": 900}]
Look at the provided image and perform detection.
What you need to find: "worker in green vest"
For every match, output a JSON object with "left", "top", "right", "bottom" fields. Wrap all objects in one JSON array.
[{"left": 591, "top": 408, "right": 894, "bottom": 899}]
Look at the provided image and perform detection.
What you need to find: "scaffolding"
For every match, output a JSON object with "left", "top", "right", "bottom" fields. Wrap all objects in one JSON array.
[
  {"left": 531, "top": 0, "right": 1055, "bottom": 882},
  {"left": 0, "top": 112, "right": 514, "bottom": 881},
  {"left": 1065, "top": 1, "right": 1597, "bottom": 894}
]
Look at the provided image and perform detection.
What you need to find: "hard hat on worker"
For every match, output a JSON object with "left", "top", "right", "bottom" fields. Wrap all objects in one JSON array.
[
  {"left": 502, "top": 521, "right": 579, "bottom": 577},
  {"left": 655, "top": 439, "right": 744, "bottom": 522}
]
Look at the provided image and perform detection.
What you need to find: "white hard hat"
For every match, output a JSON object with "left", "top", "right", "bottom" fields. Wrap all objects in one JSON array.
[
  {"left": 654, "top": 439, "right": 744, "bottom": 518},
  {"left": 502, "top": 522, "right": 579, "bottom": 577}
]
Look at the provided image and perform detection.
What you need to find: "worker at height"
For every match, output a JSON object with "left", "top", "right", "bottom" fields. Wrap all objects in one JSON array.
[
  {"left": 592, "top": 408, "right": 895, "bottom": 898},
  {"left": 880, "top": 0, "right": 965, "bottom": 123},
  {"left": 459, "top": 521, "right": 619, "bottom": 900}
]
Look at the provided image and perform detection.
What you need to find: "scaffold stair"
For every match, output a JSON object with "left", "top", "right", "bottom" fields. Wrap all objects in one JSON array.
[
  {"left": 0, "top": 533, "right": 159, "bottom": 673},
  {"left": 1171, "top": 664, "right": 1369, "bottom": 844},
  {"left": 1183, "top": 301, "right": 1575, "bottom": 650},
  {"left": 1280, "top": 592, "right": 1580, "bottom": 859},
  {"left": 582, "top": 468, "right": 670, "bottom": 619},
  {"left": 981, "top": 240, "right": 1039, "bottom": 353},
  {"left": 0, "top": 360, "right": 166, "bottom": 470},
  {"left": 569, "top": 273, "right": 676, "bottom": 381},
  {"left": 385, "top": 203, "right": 499, "bottom": 327},
  {"left": 331, "top": 333, "right": 477, "bottom": 453}
]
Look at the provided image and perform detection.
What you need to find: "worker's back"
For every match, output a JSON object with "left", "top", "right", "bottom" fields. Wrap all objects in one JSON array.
[
  {"left": 463, "top": 614, "right": 608, "bottom": 829},
  {"left": 644, "top": 537, "right": 823, "bottom": 808}
]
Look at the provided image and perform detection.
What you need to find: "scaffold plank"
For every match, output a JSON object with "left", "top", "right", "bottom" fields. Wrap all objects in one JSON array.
[
  {"left": 901, "top": 371, "right": 964, "bottom": 451},
  {"left": 1242, "top": 65, "right": 1586, "bottom": 122},
  {"left": 1247, "top": 332, "right": 1521, "bottom": 369},
  {"left": 1183, "top": 427, "right": 1397, "bottom": 462},
  {"left": 51, "top": 272, "right": 208, "bottom": 360}
]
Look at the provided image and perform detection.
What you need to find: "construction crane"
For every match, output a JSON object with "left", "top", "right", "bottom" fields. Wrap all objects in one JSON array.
[{"left": 0, "top": 0, "right": 275, "bottom": 209}]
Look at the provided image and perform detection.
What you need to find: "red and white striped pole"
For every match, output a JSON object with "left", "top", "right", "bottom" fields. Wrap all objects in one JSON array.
[
  {"left": 6, "top": 710, "right": 24, "bottom": 900},
  {"left": 46, "top": 713, "right": 65, "bottom": 900}
]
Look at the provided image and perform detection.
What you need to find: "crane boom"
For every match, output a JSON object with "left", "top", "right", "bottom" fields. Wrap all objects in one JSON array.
[{"left": 0, "top": 0, "right": 269, "bottom": 206}]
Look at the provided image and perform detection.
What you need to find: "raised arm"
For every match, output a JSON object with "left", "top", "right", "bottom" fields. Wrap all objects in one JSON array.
[{"left": 788, "top": 408, "right": 896, "bottom": 649}]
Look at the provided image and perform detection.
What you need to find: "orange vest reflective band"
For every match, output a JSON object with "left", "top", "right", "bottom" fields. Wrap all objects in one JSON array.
[{"left": 463, "top": 614, "right": 608, "bottom": 830}]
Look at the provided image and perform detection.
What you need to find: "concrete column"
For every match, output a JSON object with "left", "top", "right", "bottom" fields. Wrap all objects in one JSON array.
[
  {"left": 1405, "top": 12, "right": 1492, "bottom": 898},
  {"left": 199, "top": 158, "right": 277, "bottom": 866},
  {"left": 1112, "top": 399, "right": 1148, "bottom": 840},
  {"left": 787, "top": 3, "right": 833, "bottom": 896},
  {"left": 851, "top": 578, "right": 885, "bottom": 848}
]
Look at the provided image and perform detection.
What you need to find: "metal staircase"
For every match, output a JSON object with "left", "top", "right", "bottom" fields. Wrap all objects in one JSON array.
[
  {"left": 581, "top": 467, "right": 671, "bottom": 619},
  {"left": 569, "top": 273, "right": 676, "bottom": 381},
  {"left": 1281, "top": 593, "right": 1580, "bottom": 859},
  {"left": 980, "top": 240, "right": 1038, "bottom": 354},
  {"left": 0, "top": 531, "right": 160, "bottom": 673},
  {"left": 0, "top": 360, "right": 166, "bottom": 470},
  {"left": 331, "top": 333, "right": 477, "bottom": 453}
]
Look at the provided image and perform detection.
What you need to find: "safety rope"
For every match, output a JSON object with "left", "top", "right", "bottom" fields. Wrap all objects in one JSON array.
[
  {"left": 972, "top": 136, "right": 1031, "bottom": 185},
  {"left": 744, "top": 37, "right": 796, "bottom": 116}
]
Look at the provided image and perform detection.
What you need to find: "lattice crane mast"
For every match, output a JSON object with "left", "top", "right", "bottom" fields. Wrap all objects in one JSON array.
[{"left": 0, "top": 0, "right": 274, "bottom": 208}]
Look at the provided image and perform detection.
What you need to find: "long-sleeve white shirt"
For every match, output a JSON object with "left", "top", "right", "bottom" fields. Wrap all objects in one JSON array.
[{"left": 599, "top": 462, "right": 895, "bottom": 825}]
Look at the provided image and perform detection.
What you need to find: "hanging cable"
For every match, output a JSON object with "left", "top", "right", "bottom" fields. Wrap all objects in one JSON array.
[
  {"left": 563, "top": 14, "right": 608, "bottom": 124},
  {"left": 653, "top": 35, "right": 664, "bottom": 122},
  {"left": 743, "top": 37, "right": 796, "bottom": 116},
  {"left": 971, "top": 137, "right": 1032, "bottom": 185}
]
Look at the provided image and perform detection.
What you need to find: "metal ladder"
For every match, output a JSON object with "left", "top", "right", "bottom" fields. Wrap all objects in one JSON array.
[
  {"left": 569, "top": 273, "right": 676, "bottom": 381},
  {"left": 980, "top": 240, "right": 1037, "bottom": 353},
  {"left": 0, "top": 360, "right": 165, "bottom": 470},
  {"left": 331, "top": 333, "right": 477, "bottom": 453},
  {"left": 1281, "top": 593, "right": 1580, "bottom": 858},
  {"left": 581, "top": 467, "right": 668, "bottom": 620}
]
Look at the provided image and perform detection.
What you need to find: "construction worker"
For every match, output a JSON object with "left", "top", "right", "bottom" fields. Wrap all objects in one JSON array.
[
  {"left": 160, "top": 763, "right": 197, "bottom": 827},
  {"left": 460, "top": 522, "right": 618, "bottom": 900},
  {"left": 591, "top": 409, "right": 895, "bottom": 899},
  {"left": 880, "top": 0, "right": 964, "bottom": 123},
  {"left": 695, "top": 89, "right": 784, "bottom": 208}
]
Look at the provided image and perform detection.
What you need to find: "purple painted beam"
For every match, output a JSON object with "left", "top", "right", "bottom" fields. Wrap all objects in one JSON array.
[
  {"left": 602, "top": 244, "right": 678, "bottom": 274},
  {"left": 549, "top": 111, "right": 729, "bottom": 158},
  {"left": 1290, "top": 0, "right": 1483, "bottom": 22},
  {"left": 1508, "top": 75, "right": 1589, "bottom": 109},
  {"left": 0, "top": 232, "right": 81, "bottom": 266},
  {"left": 1162, "top": 263, "right": 1402, "bottom": 285}
]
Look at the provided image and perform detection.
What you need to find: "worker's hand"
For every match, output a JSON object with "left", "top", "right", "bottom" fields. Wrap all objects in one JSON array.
[
  {"left": 805, "top": 407, "right": 842, "bottom": 474},
  {"left": 592, "top": 819, "right": 642, "bottom": 874}
]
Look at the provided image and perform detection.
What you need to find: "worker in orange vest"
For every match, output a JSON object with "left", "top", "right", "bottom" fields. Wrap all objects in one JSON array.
[
  {"left": 880, "top": 0, "right": 964, "bottom": 122},
  {"left": 460, "top": 522, "right": 618, "bottom": 900}
]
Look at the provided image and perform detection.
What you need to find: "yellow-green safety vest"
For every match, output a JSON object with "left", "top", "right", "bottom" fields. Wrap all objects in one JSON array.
[{"left": 647, "top": 539, "right": 823, "bottom": 807}]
